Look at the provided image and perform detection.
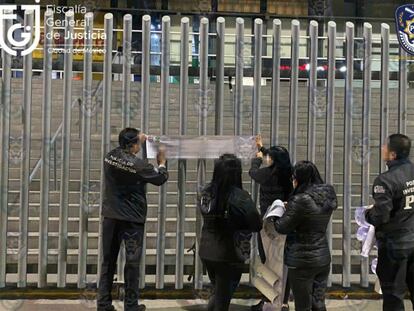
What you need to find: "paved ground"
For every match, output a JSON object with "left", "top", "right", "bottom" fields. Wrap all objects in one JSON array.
[{"left": 0, "top": 299, "right": 412, "bottom": 311}]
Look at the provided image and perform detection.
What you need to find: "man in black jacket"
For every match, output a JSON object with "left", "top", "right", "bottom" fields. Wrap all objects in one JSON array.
[
  {"left": 366, "top": 134, "right": 414, "bottom": 311},
  {"left": 97, "top": 128, "right": 169, "bottom": 311}
]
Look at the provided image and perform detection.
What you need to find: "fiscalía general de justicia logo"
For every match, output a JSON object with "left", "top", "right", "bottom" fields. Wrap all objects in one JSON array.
[{"left": 0, "top": 0, "right": 41, "bottom": 56}]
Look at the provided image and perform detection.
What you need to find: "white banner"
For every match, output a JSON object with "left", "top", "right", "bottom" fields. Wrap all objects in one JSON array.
[
  {"left": 252, "top": 231, "right": 287, "bottom": 308},
  {"left": 146, "top": 135, "right": 257, "bottom": 159},
  {"left": 251, "top": 201, "right": 288, "bottom": 309}
]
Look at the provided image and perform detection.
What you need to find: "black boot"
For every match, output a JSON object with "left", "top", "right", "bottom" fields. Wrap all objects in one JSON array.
[
  {"left": 250, "top": 299, "right": 265, "bottom": 311},
  {"left": 207, "top": 294, "right": 215, "bottom": 311},
  {"left": 124, "top": 304, "right": 146, "bottom": 311}
]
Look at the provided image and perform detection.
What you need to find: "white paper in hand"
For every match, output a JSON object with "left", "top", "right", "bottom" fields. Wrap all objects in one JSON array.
[
  {"left": 263, "top": 199, "right": 286, "bottom": 240},
  {"left": 361, "top": 225, "right": 376, "bottom": 258},
  {"left": 264, "top": 199, "right": 286, "bottom": 219}
]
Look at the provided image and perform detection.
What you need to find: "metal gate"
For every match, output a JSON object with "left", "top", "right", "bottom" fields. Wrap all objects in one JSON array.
[{"left": 0, "top": 9, "right": 412, "bottom": 290}]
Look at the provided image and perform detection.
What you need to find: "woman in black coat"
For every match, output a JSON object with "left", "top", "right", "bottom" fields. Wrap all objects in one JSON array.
[
  {"left": 199, "top": 154, "right": 262, "bottom": 311},
  {"left": 271, "top": 161, "right": 337, "bottom": 311},
  {"left": 249, "top": 135, "right": 293, "bottom": 311},
  {"left": 250, "top": 135, "right": 293, "bottom": 219}
]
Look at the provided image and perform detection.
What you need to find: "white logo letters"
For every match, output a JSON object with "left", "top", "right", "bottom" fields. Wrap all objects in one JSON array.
[{"left": 0, "top": 0, "right": 41, "bottom": 56}]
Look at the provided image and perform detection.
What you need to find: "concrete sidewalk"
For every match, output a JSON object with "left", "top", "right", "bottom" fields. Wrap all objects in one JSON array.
[{"left": 0, "top": 299, "right": 412, "bottom": 311}]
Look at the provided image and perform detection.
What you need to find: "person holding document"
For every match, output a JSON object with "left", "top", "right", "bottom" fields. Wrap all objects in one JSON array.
[
  {"left": 269, "top": 161, "right": 337, "bottom": 311},
  {"left": 97, "top": 128, "right": 169, "bottom": 311}
]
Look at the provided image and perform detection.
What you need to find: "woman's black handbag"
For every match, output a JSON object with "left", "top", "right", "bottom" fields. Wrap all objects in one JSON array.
[{"left": 232, "top": 230, "right": 254, "bottom": 262}]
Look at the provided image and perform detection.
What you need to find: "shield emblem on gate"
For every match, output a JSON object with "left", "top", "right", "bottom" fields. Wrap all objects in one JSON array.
[
  {"left": 395, "top": 4, "right": 414, "bottom": 55},
  {"left": 0, "top": 0, "right": 41, "bottom": 56}
]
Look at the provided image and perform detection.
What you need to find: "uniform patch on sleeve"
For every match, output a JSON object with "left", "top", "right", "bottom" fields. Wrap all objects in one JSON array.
[{"left": 374, "top": 185, "right": 386, "bottom": 194}]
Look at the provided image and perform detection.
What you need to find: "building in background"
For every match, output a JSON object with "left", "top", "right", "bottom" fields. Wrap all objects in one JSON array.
[{"left": 9, "top": 0, "right": 413, "bottom": 83}]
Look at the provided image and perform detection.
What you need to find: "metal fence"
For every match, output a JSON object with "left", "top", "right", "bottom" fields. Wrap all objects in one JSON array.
[{"left": 0, "top": 9, "right": 412, "bottom": 291}]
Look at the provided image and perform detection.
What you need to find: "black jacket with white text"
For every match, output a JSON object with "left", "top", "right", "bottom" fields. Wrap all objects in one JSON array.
[
  {"left": 366, "top": 158, "right": 414, "bottom": 250},
  {"left": 102, "top": 147, "right": 169, "bottom": 224}
]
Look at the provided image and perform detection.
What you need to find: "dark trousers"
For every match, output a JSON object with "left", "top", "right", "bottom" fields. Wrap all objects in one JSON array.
[
  {"left": 376, "top": 246, "right": 414, "bottom": 311},
  {"left": 203, "top": 260, "right": 243, "bottom": 311},
  {"left": 288, "top": 265, "right": 330, "bottom": 311},
  {"left": 97, "top": 217, "right": 144, "bottom": 311}
]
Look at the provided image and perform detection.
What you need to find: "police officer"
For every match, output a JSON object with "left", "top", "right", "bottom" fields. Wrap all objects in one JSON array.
[
  {"left": 366, "top": 134, "right": 414, "bottom": 311},
  {"left": 97, "top": 128, "right": 169, "bottom": 311}
]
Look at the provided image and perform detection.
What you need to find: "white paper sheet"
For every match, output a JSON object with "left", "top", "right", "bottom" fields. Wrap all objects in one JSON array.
[
  {"left": 252, "top": 228, "right": 287, "bottom": 308},
  {"left": 145, "top": 135, "right": 257, "bottom": 159},
  {"left": 361, "top": 225, "right": 376, "bottom": 258}
]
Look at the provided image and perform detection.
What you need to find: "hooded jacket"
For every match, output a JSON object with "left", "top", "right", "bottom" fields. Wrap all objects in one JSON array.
[
  {"left": 102, "top": 146, "right": 169, "bottom": 224},
  {"left": 366, "top": 158, "right": 414, "bottom": 250},
  {"left": 199, "top": 185, "right": 262, "bottom": 262},
  {"left": 273, "top": 184, "right": 337, "bottom": 268}
]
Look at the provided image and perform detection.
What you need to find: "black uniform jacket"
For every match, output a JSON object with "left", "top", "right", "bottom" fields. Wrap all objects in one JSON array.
[
  {"left": 102, "top": 146, "right": 169, "bottom": 224},
  {"left": 366, "top": 158, "right": 414, "bottom": 250},
  {"left": 273, "top": 184, "right": 338, "bottom": 269}
]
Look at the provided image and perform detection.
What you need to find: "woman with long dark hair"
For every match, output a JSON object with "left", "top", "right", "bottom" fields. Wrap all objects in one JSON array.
[
  {"left": 199, "top": 154, "right": 262, "bottom": 311},
  {"left": 250, "top": 136, "right": 293, "bottom": 217},
  {"left": 249, "top": 135, "right": 293, "bottom": 311},
  {"left": 271, "top": 161, "right": 337, "bottom": 311}
]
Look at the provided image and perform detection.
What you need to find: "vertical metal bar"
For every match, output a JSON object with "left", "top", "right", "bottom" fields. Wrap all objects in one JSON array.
[
  {"left": 398, "top": 48, "right": 407, "bottom": 134},
  {"left": 234, "top": 18, "right": 244, "bottom": 136},
  {"left": 289, "top": 20, "right": 300, "bottom": 164},
  {"left": 215, "top": 17, "right": 225, "bottom": 135},
  {"left": 141, "top": 14, "right": 151, "bottom": 135},
  {"left": 250, "top": 18, "right": 263, "bottom": 281},
  {"left": 308, "top": 20, "right": 318, "bottom": 162},
  {"left": 343, "top": 21, "right": 354, "bottom": 288},
  {"left": 325, "top": 21, "right": 336, "bottom": 288},
  {"left": 195, "top": 17, "right": 209, "bottom": 290},
  {"left": 97, "top": 12, "right": 113, "bottom": 283},
  {"left": 38, "top": 10, "right": 54, "bottom": 288},
  {"left": 117, "top": 16, "right": 129, "bottom": 282},
  {"left": 57, "top": 10, "right": 74, "bottom": 289},
  {"left": 122, "top": 14, "right": 132, "bottom": 128},
  {"left": 155, "top": 15, "right": 170, "bottom": 289},
  {"left": 139, "top": 14, "right": 151, "bottom": 289},
  {"left": 78, "top": 12, "right": 93, "bottom": 289},
  {"left": 270, "top": 19, "right": 281, "bottom": 146},
  {"left": 380, "top": 24, "right": 389, "bottom": 173},
  {"left": 361, "top": 22, "right": 372, "bottom": 288},
  {"left": 78, "top": 100, "right": 82, "bottom": 139},
  {"left": 175, "top": 16, "right": 189, "bottom": 290},
  {"left": 252, "top": 18, "right": 262, "bottom": 136},
  {"left": 17, "top": 10, "right": 34, "bottom": 288},
  {"left": 53, "top": 141, "right": 57, "bottom": 190},
  {"left": 0, "top": 12, "right": 12, "bottom": 288},
  {"left": 116, "top": 243, "right": 125, "bottom": 282}
]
